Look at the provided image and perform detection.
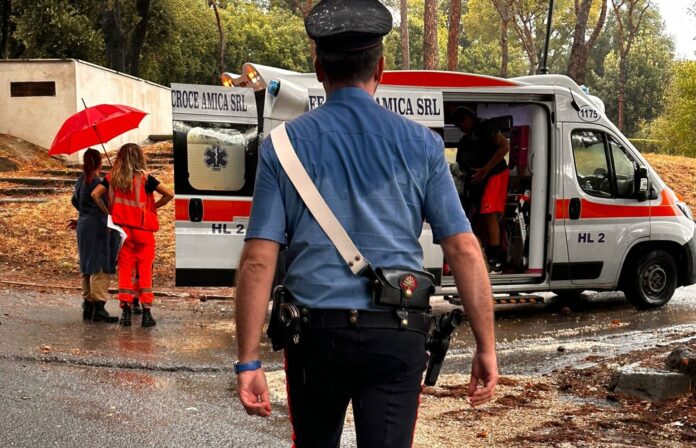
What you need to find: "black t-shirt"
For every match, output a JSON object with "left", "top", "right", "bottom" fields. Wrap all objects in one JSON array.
[
  {"left": 456, "top": 119, "right": 507, "bottom": 175},
  {"left": 101, "top": 174, "right": 160, "bottom": 194}
]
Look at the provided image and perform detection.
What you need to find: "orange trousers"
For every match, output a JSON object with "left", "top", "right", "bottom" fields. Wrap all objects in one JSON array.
[{"left": 118, "top": 227, "right": 155, "bottom": 306}]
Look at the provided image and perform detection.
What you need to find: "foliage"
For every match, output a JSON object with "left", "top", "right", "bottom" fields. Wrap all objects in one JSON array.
[
  {"left": 589, "top": 8, "right": 674, "bottom": 136},
  {"left": 641, "top": 61, "right": 696, "bottom": 156},
  {"left": 11, "top": 0, "right": 104, "bottom": 62}
]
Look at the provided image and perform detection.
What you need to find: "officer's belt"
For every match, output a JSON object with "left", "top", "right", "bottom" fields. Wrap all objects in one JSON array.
[{"left": 301, "top": 308, "right": 431, "bottom": 334}]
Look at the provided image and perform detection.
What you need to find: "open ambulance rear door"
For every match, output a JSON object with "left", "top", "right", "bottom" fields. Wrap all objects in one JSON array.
[{"left": 171, "top": 83, "right": 259, "bottom": 286}]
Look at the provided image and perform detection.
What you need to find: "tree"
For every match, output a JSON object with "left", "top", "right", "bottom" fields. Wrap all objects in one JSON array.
[
  {"left": 611, "top": 0, "right": 651, "bottom": 131},
  {"left": 490, "top": 0, "right": 516, "bottom": 77},
  {"left": 1, "top": 0, "right": 10, "bottom": 58},
  {"left": 567, "top": 0, "right": 607, "bottom": 85},
  {"left": 208, "top": 0, "right": 225, "bottom": 77},
  {"left": 511, "top": 0, "right": 548, "bottom": 74},
  {"left": 446, "top": 0, "right": 462, "bottom": 71},
  {"left": 12, "top": 0, "right": 104, "bottom": 62},
  {"left": 591, "top": 7, "right": 673, "bottom": 136},
  {"left": 423, "top": 0, "right": 438, "bottom": 69},
  {"left": 102, "top": 1, "right": 126, "bottom": 72},
  {"left": 401, "top": 0, "right": 410, "bottom": 69},
  {"left": 643, "top": 61, "right": 696, "bottom": 156},
  {"left": 126, "top": 0, "right": 151, "bottom": 77}
]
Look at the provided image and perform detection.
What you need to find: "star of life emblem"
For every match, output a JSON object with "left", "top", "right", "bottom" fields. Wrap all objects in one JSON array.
[{"left": 204, "top": 145, "right": 228, "bottom": 172}]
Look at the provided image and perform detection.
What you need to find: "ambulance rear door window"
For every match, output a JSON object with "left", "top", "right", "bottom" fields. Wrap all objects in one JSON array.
[{"left": 173, "top": 121, "right": 258, "bottom": 197}]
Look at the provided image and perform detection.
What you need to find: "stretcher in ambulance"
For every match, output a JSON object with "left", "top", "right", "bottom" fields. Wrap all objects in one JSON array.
[{"left": 172, "top": 64, "right": 696, "bottom": 308}]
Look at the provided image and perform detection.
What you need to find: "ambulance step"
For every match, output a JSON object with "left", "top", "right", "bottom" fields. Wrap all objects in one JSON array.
[
  {"left": 443, "top": 294, "right": 544, "bottom": 306},
  {"left": 493, "top": 295, "right": 544, "bottom": 305},
  {"left": 0, "top": 187, "right": 63, "bottom": 196},
  {"left": 0, "top": 177, "right": 75, "bottom": 186}
]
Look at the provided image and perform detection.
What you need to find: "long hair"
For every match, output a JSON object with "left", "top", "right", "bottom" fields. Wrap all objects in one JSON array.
[
  {"left": 111, "top": 143, "right": 147, "bottom": 192},
  {"left": 82, "top": 148, "right": 102, "bottom": 185}
]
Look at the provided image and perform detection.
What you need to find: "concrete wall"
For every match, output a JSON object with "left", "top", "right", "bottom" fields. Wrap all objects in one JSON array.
[
  {"left": 74, "top": 61, "right": 172, "bottom": 155},
  {"left": 0, "top": 59, "right": 172, "bottom": 163},
  {"left": 0, "top": 60, "right": 78, "bottom": 150}
]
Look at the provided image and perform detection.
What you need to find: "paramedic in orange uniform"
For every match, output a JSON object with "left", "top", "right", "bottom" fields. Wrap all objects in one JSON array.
[
  {"left": 454, "top": 106, "right": 510, "bottom": 273},
  {"left": 91, "top": 143, "right": 173, "bottom": 327}
]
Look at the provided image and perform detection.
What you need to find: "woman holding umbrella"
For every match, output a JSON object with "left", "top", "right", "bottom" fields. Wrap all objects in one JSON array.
[
  {"left": 91, "top": 143, "right": 173, "bottom": 327},
  {"left": 68, "top": 148, "right": 120, "bottom": 323}
]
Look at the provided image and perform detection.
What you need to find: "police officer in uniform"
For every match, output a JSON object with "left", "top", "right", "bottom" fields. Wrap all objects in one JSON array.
[{"left": 234, "top": 1, "right": 498, "bottom": 446}]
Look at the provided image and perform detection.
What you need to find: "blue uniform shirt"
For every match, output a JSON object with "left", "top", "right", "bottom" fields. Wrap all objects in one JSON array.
[{"left": 246, "top": 87, "right": 471, "bottom": 310}]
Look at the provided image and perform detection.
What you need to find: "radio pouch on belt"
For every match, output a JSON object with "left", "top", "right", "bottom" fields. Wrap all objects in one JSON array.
[{"left": 270, "top": 123, "right": 435, "bottom": 311}]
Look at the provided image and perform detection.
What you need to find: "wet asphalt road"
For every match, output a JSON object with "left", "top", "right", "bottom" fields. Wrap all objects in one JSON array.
[{"left": 1, "top": 284, "right": 696, "bottom": 447}]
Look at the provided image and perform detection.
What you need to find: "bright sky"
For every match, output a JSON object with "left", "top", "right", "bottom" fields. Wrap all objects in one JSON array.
[{"left": 654, "top": 0, "right": 696, "bottom": 59}]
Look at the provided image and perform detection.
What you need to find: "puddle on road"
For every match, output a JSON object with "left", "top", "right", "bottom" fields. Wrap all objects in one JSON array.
[{"left": 444, "top": 289, "right": 696, "bottom": 376}]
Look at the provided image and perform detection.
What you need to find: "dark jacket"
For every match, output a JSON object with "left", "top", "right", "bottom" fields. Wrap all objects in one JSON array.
[{"left": 71, "top": 174, "right": 119, "bottom": 275}]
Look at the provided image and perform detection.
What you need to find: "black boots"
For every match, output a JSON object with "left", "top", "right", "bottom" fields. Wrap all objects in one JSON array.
[
  {"left": 141, "top": 307, "right": 156, "bottom": 327},
  {"left": 92, "top": 301, "right": 119, "bottom": 323},
  {"left": 119, "top": 302, "right": 155, "bottom": 327},
  {"left": 82, "top": 300, "right": 94, "bottom": 321},
  {"left": 132, "top": 297, "right": 143, "bottom": 315},
  {"left": 120, "top": 304, "right": 132, "bottom": 326}
]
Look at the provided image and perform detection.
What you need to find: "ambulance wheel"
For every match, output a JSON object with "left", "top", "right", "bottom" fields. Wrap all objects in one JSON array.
[{"left": 624, "top": 250, "right": 677, "bottom": 309}]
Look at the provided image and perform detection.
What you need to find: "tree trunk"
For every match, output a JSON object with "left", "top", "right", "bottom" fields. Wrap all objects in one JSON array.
[
  {"left": 401, "top": 0, "right": 410, "bottom": 69},
  {"left": 210, "top": 1, "right": 225, "bottom": 77},
  {"left": 567, "top": 0, "right": 607, "bottom": 85},
  {"left": 126, "top": 0, "right": 151, "bottom": 77},
  {"left": 447, "top": 0, "right": 462, "bottom": 71},
  {"left": 423, "top": 0, "right": 438, "bottom": 69},
  {"left": 1, "top": 0, "right": 10, "bottom": 59},
  {"left": 500, "top": 19, "right": 509, "bottom": 77},
  {"left": 611, "top": 0, "right": 651, "bottom": 131},
  {"left": 102, "top": 0, "right": 126, "bottom": 73},
  {"left": 618, "top": 58, "right": 627, "bottom": 130}
]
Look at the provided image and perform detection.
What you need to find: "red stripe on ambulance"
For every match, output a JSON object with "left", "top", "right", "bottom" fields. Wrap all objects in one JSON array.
[
  {"left": 555, "top": 190, "right": 678, "bottom": 220},
  {"left": 380, "top": 71, "right": 520, "bottom": 88},
  {"left": 175, "top": 198, "right": 252, "bottom": 222}
]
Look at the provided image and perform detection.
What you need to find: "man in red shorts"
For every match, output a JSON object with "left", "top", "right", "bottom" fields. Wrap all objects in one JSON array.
[{"left": 454, "top": 106, "right": 510, "bottom": 273}]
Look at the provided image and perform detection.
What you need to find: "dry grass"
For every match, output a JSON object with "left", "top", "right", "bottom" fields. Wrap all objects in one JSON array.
[{"left": 0, "top": 142, "right": 175, "bottom": 286}]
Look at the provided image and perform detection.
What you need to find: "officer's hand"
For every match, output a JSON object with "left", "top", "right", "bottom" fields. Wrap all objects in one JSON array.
[
  {"left": 237, "top": 369, "right": 272, "bottom": 417},
  {"left": 471, "top": 168, "right": 487, "bottom": 184},
  {"left": 66, "top": 219, "right": 78, "bottom": 231},
  {"left": 467, "top": 350, "right": 498, "bottom": 407}
]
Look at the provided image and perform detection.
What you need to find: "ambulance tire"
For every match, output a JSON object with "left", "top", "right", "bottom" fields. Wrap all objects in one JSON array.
[{"left": 624, "top": 250, "right": 677, "bottom": 309}]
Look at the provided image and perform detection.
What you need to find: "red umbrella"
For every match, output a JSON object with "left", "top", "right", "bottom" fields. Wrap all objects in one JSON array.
[{"left": 48, "top": 103, "right": 148, "bottom": 164}]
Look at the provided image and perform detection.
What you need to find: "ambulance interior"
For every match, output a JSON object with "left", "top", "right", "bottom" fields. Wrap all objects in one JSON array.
[{"left": 438, "top": 101, "right": 549, "bottom": 284}]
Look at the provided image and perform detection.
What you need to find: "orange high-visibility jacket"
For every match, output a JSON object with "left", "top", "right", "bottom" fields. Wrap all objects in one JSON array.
[{"left": 107, "top": 173, "right": 159, "bottom": 231}]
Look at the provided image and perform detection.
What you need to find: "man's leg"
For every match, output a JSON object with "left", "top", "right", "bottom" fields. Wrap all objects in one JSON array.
[
  {"left": 90, "top": 271, "right": 118, "bottom": 323},
  {"left": 285, "top": 328, "right": 354, "bottom": 447},
  {"left": 81, "top": 274, "right": 94, "bottom": 321},
  {"left": 479, "top": 170, "right": 509, "bottom": 272},
  {"left": 352, "top": 329, "right": 427, "bottom": 448}
]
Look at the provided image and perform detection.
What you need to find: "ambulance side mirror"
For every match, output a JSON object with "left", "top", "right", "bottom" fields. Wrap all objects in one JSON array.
[{"left": 636, "top": 166, "right": 649, "bottom": 202}]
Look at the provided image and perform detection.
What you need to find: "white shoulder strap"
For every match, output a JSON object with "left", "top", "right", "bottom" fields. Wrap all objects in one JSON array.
[{"left": 270, "top": 123, "right": 369, "bottom": 275}]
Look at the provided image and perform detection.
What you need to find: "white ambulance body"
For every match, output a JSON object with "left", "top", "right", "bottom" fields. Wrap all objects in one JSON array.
[{"left": 172, "top": 64, "right": 696, "bottom": 308}]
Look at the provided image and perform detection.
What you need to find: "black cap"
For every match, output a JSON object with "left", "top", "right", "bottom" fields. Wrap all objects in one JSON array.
[
  {"left": 452, "top": 106, "right": 477, "bottom": 122},
  {"left": 305, "top": 0, "right": 393, "bottom": 52}
]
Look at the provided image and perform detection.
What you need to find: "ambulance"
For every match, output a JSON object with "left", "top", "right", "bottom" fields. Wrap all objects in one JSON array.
[{"left": 171, "top": 63, "right": 696, "bottom": 308}]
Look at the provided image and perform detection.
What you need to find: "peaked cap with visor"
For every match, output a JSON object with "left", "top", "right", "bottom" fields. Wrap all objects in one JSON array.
[{"left": 305, "top": 0, "right": 393, "bottom": 52}]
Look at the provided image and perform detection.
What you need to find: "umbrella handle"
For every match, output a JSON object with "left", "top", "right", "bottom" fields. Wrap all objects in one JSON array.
[{"left": 82, "top": 98, "right": 113, "bottom": 167}]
